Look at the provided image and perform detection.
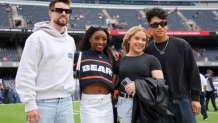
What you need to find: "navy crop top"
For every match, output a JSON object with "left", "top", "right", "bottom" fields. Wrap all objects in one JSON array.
[{"left": 74, "top": 50, "right": 113, "bottom": 92}]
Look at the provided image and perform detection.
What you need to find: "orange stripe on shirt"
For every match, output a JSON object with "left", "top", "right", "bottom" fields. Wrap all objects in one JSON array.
[
  {"left": 81, "top": 59, "right": 112, "bottom": 67},
  {"left": 80, "top": 76, "right": 112, "bottom": 83}
]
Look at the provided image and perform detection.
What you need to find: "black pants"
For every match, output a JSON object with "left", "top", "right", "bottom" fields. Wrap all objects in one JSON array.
[
  {"left": 200, "top": 92, "right": 208, "bottom": 119},
  {"left": 154, "top": 99, "right": 197, "bottom": 123},
  {"left": 112, "top": 99, "right": 119, "bottom": 123},
  {"left": 206, "top": 91, "right": 217, "bottom": 110}
]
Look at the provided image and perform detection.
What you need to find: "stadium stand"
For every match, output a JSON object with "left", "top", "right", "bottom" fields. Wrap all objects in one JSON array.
[
  {"left": 1, "top": 3, "right": 218, "bottom": 32},
  {"left": 70, "top": 8, "right": 107, "bottom": 30},
  {"left": 181, "top": 10, "right": 218, "bottom": 31},
  {"left": 70, "top": 7, "right": 86, "bottom": 30},
  {"left": 204, "top": 48, "right": 218, "bottom": 61},
  {"left": 0, "top": 41, "right": 20, "bottom": 62},
  {"left": 193, "top": 48, "right": 218, "bottom": 62},
  {"left": 72, "top": 0, "right": 195, "bottom": 6},
  {"left": 167, "top": 10, "right": 187, "bottom": 30},
  {"left": 106, "top": 8, "right": 147, "bottom": 30},
  {"left": 17, "top": 5, "right": 49, "bottom": 28},
  {"left": 0, "top": 4, "right": 10, "bottom": 28},
  {"left": 81, "top": 8, "right": 107, "bottom": 27}
]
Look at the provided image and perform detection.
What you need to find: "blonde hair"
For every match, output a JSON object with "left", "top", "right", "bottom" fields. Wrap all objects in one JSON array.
[{"left": 122, "top": 26, "right": 149, "bottom": 53}]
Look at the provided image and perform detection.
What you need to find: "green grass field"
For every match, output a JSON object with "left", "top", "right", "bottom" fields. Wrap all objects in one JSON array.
[
  {"left": 0, "top": 101, "right": 81, "bottom": 123},
  {"left": 0, "top": 101, "right": 217, "bottom": 123}
]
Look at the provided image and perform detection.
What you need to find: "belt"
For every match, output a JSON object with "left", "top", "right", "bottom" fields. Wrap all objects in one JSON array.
[
  {"left": 119, "top": 92, "right": 132, "bottom": 98},
  {"left": 37, "top": 97, "right": 69, "bottom": 101}
]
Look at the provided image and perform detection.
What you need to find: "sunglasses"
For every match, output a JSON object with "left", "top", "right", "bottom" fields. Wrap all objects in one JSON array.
[
  {"left": 51, "top": 8, "right": 72, "bottom": 14},
  {"left": 149, "top": 21, "right": 167, "bottom": 28}
]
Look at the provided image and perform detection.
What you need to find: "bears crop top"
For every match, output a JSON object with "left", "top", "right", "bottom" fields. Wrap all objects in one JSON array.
[{"left": 74, "top": 50, "right": 113, "bottom": 92}]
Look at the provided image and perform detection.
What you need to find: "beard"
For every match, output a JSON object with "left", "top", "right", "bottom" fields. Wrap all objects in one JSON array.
[{"left": 54, "top": 17, "right": 68, "bottom": 26}]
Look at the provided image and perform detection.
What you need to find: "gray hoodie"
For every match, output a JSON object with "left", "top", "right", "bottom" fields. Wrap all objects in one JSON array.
[{"left": 16, "top": 21, "right": 76, "bottom": 112}]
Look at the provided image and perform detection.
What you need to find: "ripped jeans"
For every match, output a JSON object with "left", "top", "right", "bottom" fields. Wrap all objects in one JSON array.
[{"left": 116, "top": 96, "right": 133, "bottom": 123}]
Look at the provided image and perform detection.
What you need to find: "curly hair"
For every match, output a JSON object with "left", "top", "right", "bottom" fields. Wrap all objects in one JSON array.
[
  {"left": 122, "top": 26, "right": 149, "bottom": 54},
  {"left": 146, "top": 7, "right": 168, "bottom": 23}
]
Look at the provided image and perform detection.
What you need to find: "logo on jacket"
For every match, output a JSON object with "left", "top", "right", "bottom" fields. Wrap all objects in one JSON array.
[{"left": 68, "top": 53, "right": 73, "bottom": 59}]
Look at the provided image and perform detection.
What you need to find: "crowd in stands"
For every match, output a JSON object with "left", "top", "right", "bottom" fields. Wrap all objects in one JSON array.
[
  {"left": 0, "top": 41, "right": 20, "bottom": 62},
  {"left": 193, "top": 48, "right": 218, "bottom": 62}
]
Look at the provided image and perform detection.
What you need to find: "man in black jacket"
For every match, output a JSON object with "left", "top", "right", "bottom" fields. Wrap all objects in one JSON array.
[{"left": 145, "top": 7, "right": 201, "bottom": 123}]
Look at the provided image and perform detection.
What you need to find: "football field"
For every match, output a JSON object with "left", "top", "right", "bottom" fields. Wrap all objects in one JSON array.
[{"left": 0, "top": 101, "right": 217, "bottom": 123}]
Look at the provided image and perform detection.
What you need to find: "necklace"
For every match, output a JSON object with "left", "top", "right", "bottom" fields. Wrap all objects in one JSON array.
[
  {"left": 97, "top": 54, "right": 102, "bottom": 58},
  {"left": 90, "top": 50, "right": 103, "bottom": 58},
  {"left": 153, "top": 38, "right": 169, "bottom": 55}
]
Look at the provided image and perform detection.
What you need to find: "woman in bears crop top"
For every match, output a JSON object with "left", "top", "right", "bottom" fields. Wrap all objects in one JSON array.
[{"left": 75, "top": 26, "right": 115, "bottom": 123}]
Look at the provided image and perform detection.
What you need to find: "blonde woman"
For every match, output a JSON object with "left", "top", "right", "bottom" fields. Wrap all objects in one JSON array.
[{"left": 114, "top": 26, "right": 164, "bottom": 123}]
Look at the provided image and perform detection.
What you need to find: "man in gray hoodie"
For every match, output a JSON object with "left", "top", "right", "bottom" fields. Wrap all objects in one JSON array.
[{"left": 15, "top": 0, "right": 76, "bottom": 123}]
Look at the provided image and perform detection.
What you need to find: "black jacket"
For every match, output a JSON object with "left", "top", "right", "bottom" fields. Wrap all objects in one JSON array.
[{"left": 132, "top": 78, "right": 174, "bottom": 123}]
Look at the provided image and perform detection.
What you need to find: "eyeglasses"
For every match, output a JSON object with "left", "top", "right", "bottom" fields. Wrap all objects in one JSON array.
[
  {"left": 51, "top": 8, "right": 72, "bottom": 14},
  {"left": 149, "top": 21, "right": 167, "bottom": 28}
]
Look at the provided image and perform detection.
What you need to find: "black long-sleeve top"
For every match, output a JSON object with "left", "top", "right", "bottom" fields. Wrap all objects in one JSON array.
[{"left": 145, "top": 36, "right": 201, "bottom": 101}]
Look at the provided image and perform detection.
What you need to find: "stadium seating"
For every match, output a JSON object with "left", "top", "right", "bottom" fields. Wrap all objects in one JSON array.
[
  {"left": 181, "top": 10, "right": 218, "bottom": 31},
  {"left": 17, "top": 5, "right": 49, "bottom": 28},
  {"left": 0, "top": 4, "right": 10, "bottom": 28},
  {"left": 72, "top": 0, "right": 195, "bottom": 6},
  {"left": 106, "top": 8, "right": 147, "bottom": 30},
  {"left": 70, "top": 7, "right": 107, "bottom": 30},
  {"left": 167, "top": 12, "right": 187, "bottom": 30},
  {"left": 0, "top": 41, "right": 20, "bottom": 62},
  {"left": 204, "top": 48, "right": 218, "bottom": 61},
  {"left": 1, "top": 3, "right": 218, "bottom": 32},
  {"left": 193, "top": 48, "right": 218, "bottom": 62}
]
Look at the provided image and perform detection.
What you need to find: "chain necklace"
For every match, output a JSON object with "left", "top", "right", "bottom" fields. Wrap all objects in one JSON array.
[
  {"left": 153, "top": 38, "right": 169, "bottom": 55},
  {"left": 90, "top": 50, "right": 103, "bottom": 58}
]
